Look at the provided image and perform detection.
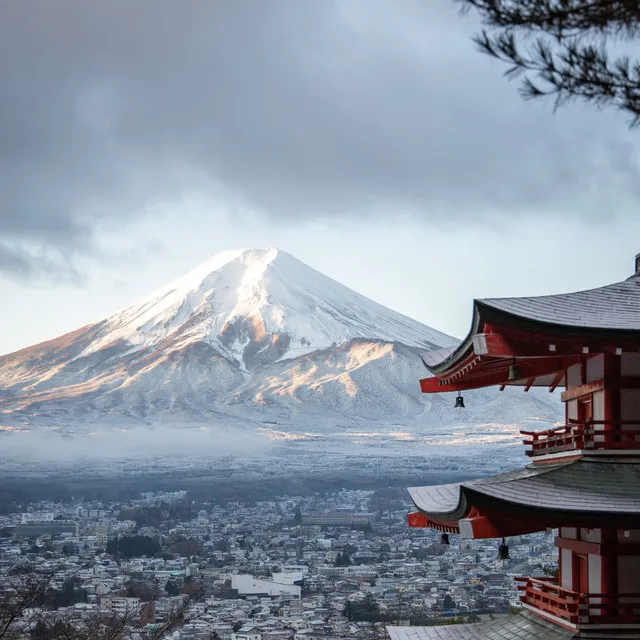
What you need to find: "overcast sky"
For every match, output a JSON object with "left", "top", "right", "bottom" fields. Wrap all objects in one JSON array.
[{"left": 2, "top": 0, "right": 640, "bottom": 355}]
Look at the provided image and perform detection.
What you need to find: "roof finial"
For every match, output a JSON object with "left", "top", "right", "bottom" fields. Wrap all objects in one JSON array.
[{"left": 636, "top": 252, "right": 640, "bottom": 275}]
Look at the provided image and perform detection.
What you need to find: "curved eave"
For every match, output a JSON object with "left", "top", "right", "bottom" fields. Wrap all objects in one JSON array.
[
  {"left": 408, "top": 460, "right": 640, "bottom": 524},
  {"left": 407, "top": 483, "right": 469, "bottom": 523},
  {"left": 421, "top": 303, "right": 481, "bottom": 375}
]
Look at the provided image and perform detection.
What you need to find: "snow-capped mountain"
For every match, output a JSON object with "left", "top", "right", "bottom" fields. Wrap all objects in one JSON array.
[
  {"left": 78, "top": 247, "right": 457, "bottom": 367},
  {"left": 0, "top": 249, "right": 561, "bottom": 438}
]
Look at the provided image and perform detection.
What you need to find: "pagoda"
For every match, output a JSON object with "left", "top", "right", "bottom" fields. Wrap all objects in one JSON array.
[{"left": 388, "top": 257, "right": 640, "bottom": 640}]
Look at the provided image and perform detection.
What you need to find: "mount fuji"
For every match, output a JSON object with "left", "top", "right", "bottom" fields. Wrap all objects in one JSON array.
[{"left": 0, "top": 249, "right": 561, "bottom": 448}]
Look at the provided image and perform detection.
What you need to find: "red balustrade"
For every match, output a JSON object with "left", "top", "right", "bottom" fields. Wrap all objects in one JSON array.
[
  {"left": 516, "top": 576, "right": 640, "bottom": 626},
  {"left": 521, "top": 420, "right": 640, "bottom": 457}
]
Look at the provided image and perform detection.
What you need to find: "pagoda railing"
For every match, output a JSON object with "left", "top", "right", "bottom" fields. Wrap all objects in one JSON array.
[
  {"left": 521, "top": 419, "right": 640, "bottom": 457},
  {"left": 516, "top": 576, "right": 640, "bottom": 626}
]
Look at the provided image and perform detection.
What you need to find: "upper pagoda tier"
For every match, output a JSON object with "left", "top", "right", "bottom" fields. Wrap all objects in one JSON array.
[{"left": 420, "top": 270, "right": 640, "bottom": 394}]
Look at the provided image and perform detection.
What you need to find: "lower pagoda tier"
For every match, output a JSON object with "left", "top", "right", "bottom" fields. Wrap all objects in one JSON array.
[
  {"left": 408, "top": 458, "right": 640, "bottom": 537},
  {"left": 400, "top": 458, "right": 640, "bottom": 636}
]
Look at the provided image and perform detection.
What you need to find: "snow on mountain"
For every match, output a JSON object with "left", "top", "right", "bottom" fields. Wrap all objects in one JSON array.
[
  {"left": 84, "top": 248, "right": 456, "bottom": 364},
  {"left": 0, "top": 248, "right": 562, "bottom": 439}
]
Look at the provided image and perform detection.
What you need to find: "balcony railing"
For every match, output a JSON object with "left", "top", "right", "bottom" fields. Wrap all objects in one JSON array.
[
  {"left": 521, "top": 420, "right": 640, "bottom": 457},
  {"left": 516, "top": 576, "right": 640, "bottom": 626}
]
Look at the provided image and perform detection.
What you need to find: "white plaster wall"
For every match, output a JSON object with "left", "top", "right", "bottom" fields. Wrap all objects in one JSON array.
[
  {"left": 567, "top": 399, "right": 578, "bottom": 421},
  {"left": 582, "top": 529, "right": 602, "bottom": 544},
  {"left": 621, "top": 353, "right": 640, "bottom": 376},
  {"left": 587, "top": 355, "right": 604, "bottom": 382},
  {"left": 592, "top": 391, "right": 605, "bottom": 421},
  {"left": 561, "top": 549, "right": 573, "bottom": 590},
  {"left": 567, "top": 364, "right": 582, "bottom": 388},
  {"left": 592, "top": 390, "right": 605, "bottom": 441},
  {"left": 588, "top": 554, "right": 602, "bottom": 593},
  {"left": 618, "top": 556, "right": 640, "bottom": 593},
  {"left": 561, "top": 527, "right": 577, "bottom": 540}
]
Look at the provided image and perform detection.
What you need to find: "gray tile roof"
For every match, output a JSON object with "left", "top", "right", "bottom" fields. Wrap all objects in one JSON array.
[
  {"left": 478, "top": 273, "right": 640, "bottom": 331},
  {"left": 387, "top": 613, "right": 576, "bottom": 639},
  {"left": 409, "top": 459, "right": 640, "bottom": 518},
  {"left": 408, "top": 482, "right": 463, "bottom": 516},
  {"left": 420, "top": 273, "right": 640, "bottom": 373},
  {"left": 420, "top": 347, "right": 458, "bottom": 367}
]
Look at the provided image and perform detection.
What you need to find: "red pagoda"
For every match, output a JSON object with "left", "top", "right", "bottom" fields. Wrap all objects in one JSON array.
[{"left": 388, "top": 257, "right": 640, "bottom": 640}]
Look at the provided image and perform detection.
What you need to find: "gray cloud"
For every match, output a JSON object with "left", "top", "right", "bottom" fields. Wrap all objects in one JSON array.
[
  {"left": 0, "top": 243, "right": 83, "bottom": 281},
  {"left": 1, "top": 0, "right": 639, "bottom": 277}
]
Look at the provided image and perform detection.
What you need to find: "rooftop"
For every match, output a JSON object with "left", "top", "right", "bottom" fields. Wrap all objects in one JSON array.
[
  {"left": 421, "top": 266, "right": 640, "bottom": 384},
  {"left": 477, "top": 271, "right": 640, "bottom": 332},
  {"left": 409, "top": 458, "right": 640, "bottom": 532},
  {"left": 388, "top": 611, "right": 585, "bottom": 639}
]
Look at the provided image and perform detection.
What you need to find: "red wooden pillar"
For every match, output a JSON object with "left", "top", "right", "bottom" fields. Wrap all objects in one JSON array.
[
  {"left": 603, "top": 352, "right": 621, "bottom": 433},
  {"left": 601, "top": 528, "right": 618, "bottom": 602},
  {"left": 557, "top": 533, "right": 563, "bottom": 590}
]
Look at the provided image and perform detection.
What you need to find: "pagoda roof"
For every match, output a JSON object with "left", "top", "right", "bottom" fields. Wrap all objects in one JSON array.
[
  {"left": 480, "top": 272, "right": 640, "bottom": 332},
  {"left": 420, "top": 272, "right": 640, "bottom": 387},
  {"left": 409, "top": 458, "right": 640, "bottom": 523},
  {"left": 388, "top": 611, "right": 581, "bottom": 639}
]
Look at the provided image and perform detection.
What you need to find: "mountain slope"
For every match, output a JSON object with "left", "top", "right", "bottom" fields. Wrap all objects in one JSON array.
[
  {"left": 0, "top": 249, "right": 561, "bottom": 436},
  {"left": 79, "top": 248, "right": 456, "bottom": 365}
]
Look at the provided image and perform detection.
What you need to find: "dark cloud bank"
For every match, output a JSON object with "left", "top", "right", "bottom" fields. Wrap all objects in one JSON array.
[{"left": 1, "top": 0, "right": 639, "bottom": 277}]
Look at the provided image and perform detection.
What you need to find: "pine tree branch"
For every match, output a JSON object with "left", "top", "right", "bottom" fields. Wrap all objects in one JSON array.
[
  {"left": 472, "top": 25, "right": 640, "bottom": 125},
  {"left": 459, "top": 1, "right": 640, "bottom": 38}
]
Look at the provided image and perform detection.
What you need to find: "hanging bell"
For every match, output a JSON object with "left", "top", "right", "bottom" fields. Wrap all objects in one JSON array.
[
  {"left": 508, "top": 359, "right": 521, "bottom": 381},
  {"left": 454, "top": 392, "right": 465, "bottom": 409},
  {"left": 498, "top": 537, "right": 510, "bottom": 560},
  {"left": 440, "top": 533, "right": 450, "bottom": 545}
]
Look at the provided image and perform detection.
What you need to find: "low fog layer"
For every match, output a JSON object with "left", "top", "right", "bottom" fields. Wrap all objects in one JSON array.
[{"left": 0, "top": 425, "right": 272, "bottom": 462}]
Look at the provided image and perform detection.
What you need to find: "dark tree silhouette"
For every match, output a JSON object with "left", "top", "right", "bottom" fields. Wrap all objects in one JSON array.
[
  {"left": 459, "top": 0, "right": 640, "bottom": 125},
  {"left": 165, "top": 580, "right": 182, "bottom": 597},
  {"left": 213, "top": 538, "right": 229, "bottom": 552},
  {"left": 106, "top": 535, "right": 160, "bottom": 559},
  {"left": 334, "top": 552, "right": 352, "bottom": 567}
]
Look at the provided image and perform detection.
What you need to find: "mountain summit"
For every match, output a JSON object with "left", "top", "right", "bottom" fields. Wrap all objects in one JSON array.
[
  {"left": 0, "top": 249, "right": 558, "bottom": 435},
  {"left": 83, "top": 248, "right": 456, "bottom": 370}
]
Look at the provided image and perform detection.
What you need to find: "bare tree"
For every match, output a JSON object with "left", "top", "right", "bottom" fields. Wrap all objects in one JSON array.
[
  {"left": 0, "top": 570, "right": 184, "bottom": 640},
  {"left": 0, "top": 570, "right": 57, "bottom": 640},
  {"left": 458, "top": 0, "right": 640, "bottom": 125},
  {"left": 27, "top": 608, "right": 184, "bottom": 640}
]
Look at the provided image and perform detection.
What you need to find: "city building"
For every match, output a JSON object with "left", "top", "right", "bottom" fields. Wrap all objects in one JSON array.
[
  {"left": 15, "top": 519, "right": 78, "bottom": 538},
  {"left": 20, "top": 511, "right": 55, "bottom": 523},
  {"left": 303, "top": 510, "right": 375, "bottom": 526},
  {"left": 389, "top": 255, "right": 640, "bottom": 639},
  {"left": 231, "top": 574, "right": 301, "bottom": 598}
]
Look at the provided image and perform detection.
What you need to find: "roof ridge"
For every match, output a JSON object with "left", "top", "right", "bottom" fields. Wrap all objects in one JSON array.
[
  {"left": 467, "top": 461, "right": 572, "bottom": 487},
  {"left": 479, "top": 273, "right": 633, "bottom": 304}
]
